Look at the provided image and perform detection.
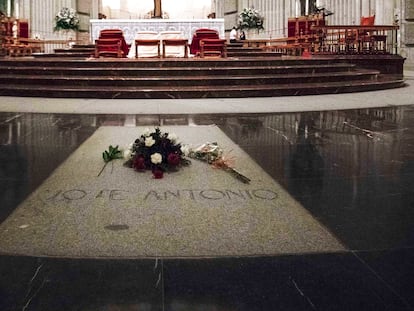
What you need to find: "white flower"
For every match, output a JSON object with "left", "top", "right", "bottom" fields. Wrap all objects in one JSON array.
[
  {"left": 123, "top": 148, "right": 132, "bottom": 159},
  {"left": 145, "top": 136, "right": 155, "bottom": 147},
  {"left": 168, "top": 133, "right": 178, "bottom": 143},
  {"left": 151, "top": 153, "right": 162, "bottom": 164},
  {"left": 142, "top": 128, "right": 151, "bottom": 137},
  {"left": 180, "top": 144, "right": 191, "bottom": 156}
]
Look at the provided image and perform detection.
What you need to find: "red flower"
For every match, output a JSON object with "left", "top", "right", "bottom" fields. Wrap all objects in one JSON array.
[
  {"left": 133, "top": 155, "right": 146, "bottom": 171},
  {"left": 152, "top": 168, "right": 164, "bottom": 179},
  {"left": 167, "top": 152, "right": 180, "bottom": 166}
]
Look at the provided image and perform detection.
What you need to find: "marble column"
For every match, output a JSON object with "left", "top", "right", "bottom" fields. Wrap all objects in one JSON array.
[{"left": 7, "top": 0, "right": 11, "bottom": 16}]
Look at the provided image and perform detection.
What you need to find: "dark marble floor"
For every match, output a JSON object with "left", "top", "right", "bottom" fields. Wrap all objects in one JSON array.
[{"left": 1, "top": 106, "right": 414, "bottom": 310}]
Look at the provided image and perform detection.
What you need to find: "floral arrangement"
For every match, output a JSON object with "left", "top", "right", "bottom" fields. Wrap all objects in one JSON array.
[
  {"left": 100, "top": 127, "right": 250, "bottom": 183},
  {"left": 186, "top": 142, "right": 250, "bottom": 184},
  {"left": 238, "top": 7, "right": 265, "bottom": 32},
  {"left": 123, "top": 128, "right": 190, "bottom": 179},
  {"left": 54, "top": 7, "right": 80, "bottom": 32}
]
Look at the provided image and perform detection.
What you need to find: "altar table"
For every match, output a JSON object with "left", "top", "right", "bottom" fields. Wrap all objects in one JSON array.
[{"left": 90, "top": 18, "right": 225, "bottom": 46}]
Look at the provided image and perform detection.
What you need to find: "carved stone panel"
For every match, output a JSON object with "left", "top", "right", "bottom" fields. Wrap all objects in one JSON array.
[
  {"left": 406, "top": 0, "right": 414, "bottom": 20},
  {"left": 405, "top": 23, "right": 414, "bottom": 45}
]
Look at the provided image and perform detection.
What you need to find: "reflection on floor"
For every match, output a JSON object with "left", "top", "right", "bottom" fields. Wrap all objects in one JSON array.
[{"left": 1, "top": 106, "right": 414, "bottom": 310}]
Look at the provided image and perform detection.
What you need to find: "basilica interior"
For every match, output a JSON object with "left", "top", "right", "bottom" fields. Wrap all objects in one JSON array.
[{"left": 1, "top": 1, "right": 414, "bottom": 310}]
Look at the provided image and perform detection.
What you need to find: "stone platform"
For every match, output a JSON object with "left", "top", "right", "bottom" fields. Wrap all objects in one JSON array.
[
  {"left": 0, "top": 126, "right": 345, "bottom": 258},
  {"left": 0, "top": 56, "right": 405, "bottom": 99}
]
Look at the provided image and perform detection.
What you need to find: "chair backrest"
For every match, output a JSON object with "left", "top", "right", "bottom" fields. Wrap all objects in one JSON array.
[
  {"left": 194, "top": 29, "right": 219, "bottom": 39},
  {"left": 100, "top": 29, "right": 123, "bottom": 34},
  {"left": 98, "top": 29, "right": 129, "bottom": 57},
  {"left": 190, "top": 28, "right": 220, "bottom": 55},
  {"left": 159, "top": 31, "right": 184, "bottom": 40},
  {"left": 135, "top": 31, "right": 159, "bottom": 40},
  {"left": 360, "top": 15, "right": 375, "bottom": 26}
]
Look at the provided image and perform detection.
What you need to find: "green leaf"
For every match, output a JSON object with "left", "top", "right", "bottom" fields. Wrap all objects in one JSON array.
[{"left": 102, "top": 145, "right": 123, "bottom": 163}]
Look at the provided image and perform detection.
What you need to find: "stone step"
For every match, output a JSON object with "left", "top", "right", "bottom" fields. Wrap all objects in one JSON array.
[
  {"left": 71, "top": 44, "right": 95, "bottom": 49},
  {"left": 0, "top": 63, "right": 358, "bottom": 77},
  {"left": 227, "top": 47, "right": 263, "bottom": 52},
  {"left": 227, "top": 51, "right": 282, "bottom": 57},
  {"left": 0, "top": 57, "right": 360, "bottom": 69},
  {"left": 0, "top": 70, "right": 379, "bottom": 87},
  {"left": 0, "top": 56, "right": 404, "bottom": 99},
  {"left": 55, "top": 48, "right": 95, "bottom": 53},
  {"left": 33, "top": 52, "right": 93, "bottom": 58},
  {"left": 0, "top": 79, "right": 405, "bottom": 99}
]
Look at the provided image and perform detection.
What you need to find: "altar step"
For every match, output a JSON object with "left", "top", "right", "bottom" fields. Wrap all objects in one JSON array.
[
  {"left": 0, "top": 79, "right": 404, "bottom": 99},
  {"left": 0, "top": 70, "right": 381, "bottom": 87},
  {"left": 32, "top": 43, "right": 282, "bottom": 58},
  {"left": 33, "top": 44, "right": 96, "bottom": 58},
  {"left": 0, "top": 57, "right": 405, "bottom": 99},
  {"left": 54, "top": 44, "right": 95, "bottom": 56},
  {"left": 226, "top": 45, "right": 282, "bottom": 57}
]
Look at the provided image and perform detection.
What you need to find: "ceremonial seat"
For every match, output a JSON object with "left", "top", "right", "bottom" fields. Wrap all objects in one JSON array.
[
  {"left": 159, "top": 31, "right": 188, "bottom": 58},
  {"left": 98, "top": 29, "right": 129, "bottom": 57},
  {"left": 358, "top": 15, "right": 376, "bottom": 53},
  {"left": 199, "top": 38, "right": 227, "bottom": 58},
  {"left": 94, "top": 38, "right": 123, "bottom": 58},
  {"left": 128, "top": 31, "right": 160, "bottom": 58},
  {"left": 190, "top": 28, "right": 220, "bottom": 55}
]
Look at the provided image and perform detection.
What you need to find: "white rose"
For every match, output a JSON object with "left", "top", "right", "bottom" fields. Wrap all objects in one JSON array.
[
  {"left": 142, "top": 128, "right": 151, "bottom": 137},
  {"left": 123, "top": 149, "right": 131, "bottom": 159},
  {"left": 145, "top": 136, "right": 155, "bottom": 147},
  {"left": 151, "top": 153, "right": 162, "bottom": 164},
  {"left": 180, "top": 144, "right": 191, "bottom": 156},
  {"left": 168, "top": 133, "right": 178, "bottom": 143}
]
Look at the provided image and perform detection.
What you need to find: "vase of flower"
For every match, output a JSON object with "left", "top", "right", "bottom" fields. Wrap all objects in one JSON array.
[
  {"left": 54, "top": 7, "right": 80, "bottom": 33},
  {"left": 238, "top": 7, "right": 265, "bottom": 39}
]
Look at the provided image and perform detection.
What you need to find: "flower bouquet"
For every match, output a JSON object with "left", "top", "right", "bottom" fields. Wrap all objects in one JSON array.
[
  {"left": 100, "top": 127, "right": 250, "bottom": 183},
  {"left": 238, "top": 7, "right": 265, "bottom": 32},
  {"left": 123, "top": 127, "right": 190, "bottom": 179},
  {"left": 54, "top": 7, "right": 80, "bottom": 32},
  {"left": 185, "top": 142, "right": 251, "bottom": 184}
]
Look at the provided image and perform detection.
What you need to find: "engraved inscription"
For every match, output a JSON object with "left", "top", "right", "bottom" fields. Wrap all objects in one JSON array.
[{"left": 42, "top": 188, "right": 278, "bottom": 204}]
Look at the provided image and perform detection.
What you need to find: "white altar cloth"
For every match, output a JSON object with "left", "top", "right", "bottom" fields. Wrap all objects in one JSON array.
[{"left": 90, "top": 18, "right": 225, "bottom": 45}]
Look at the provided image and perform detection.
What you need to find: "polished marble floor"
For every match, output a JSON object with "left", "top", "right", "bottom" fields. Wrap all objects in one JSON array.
[{"left": 0, "top": 103, "right": 414, "bottom": 310}]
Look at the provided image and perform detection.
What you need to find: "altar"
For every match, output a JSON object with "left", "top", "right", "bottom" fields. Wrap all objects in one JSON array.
[{"left": 90, "top": 19, "right": 225, "bottom": 45}]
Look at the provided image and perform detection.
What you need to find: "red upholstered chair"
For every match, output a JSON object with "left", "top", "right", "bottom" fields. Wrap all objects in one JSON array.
[
  {"left": 98, "top": 29, "right": 129, "bottom": 57},
  {"left": 360, "top": 15, "right": 375, "bottom": 26},
  {"left": 199, "top": 39, "right": 227, "bottom": 58},
  {"left": 190, "top": 28, "right": 220, "bottom": 55},
  {"left": 359, "top": 15, "right": 376, "bottom": 53},
  {"left": 94, "top": 38, "right": 123, "bottom": 58}
]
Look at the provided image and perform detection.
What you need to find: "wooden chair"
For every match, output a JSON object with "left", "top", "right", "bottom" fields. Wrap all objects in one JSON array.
[
  {"left": 94, "top": 39, "right": 123, "bottom": 58},
  {"left": 190, "top": 28, "right": 220, "bottom": 55},
  {"left": 128, "top": 31, "right": 160, "bottom": 58},
  {"left": 358, "top": 15, "right": 376, "bottom": 53},
  {"left": 159, "top": 31, "right": 188, "bottom": 58},
  {"left": 135, "top": 39, "right": 160, "bottom": 58},
  {"left": 98, "top": 29, "right": 129, "bottom": 57},
  {"left": 199, "top": 39, "right": 227, "bottom": 58}
]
